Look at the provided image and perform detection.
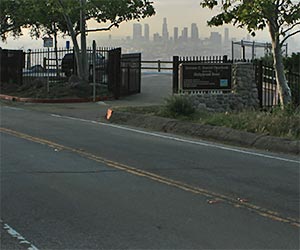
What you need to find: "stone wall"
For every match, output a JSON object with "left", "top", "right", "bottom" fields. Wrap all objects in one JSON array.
[{"left": 186, "top": 63, "right": 259, "bottom": 112}]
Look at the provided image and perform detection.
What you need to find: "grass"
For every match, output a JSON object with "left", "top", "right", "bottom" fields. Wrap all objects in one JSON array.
[
  {"left": 0, "top": 80, "right": 110, "bottom": 99},
  {"left": 116, "top": 96, "right": 300, "bottom": 140}
]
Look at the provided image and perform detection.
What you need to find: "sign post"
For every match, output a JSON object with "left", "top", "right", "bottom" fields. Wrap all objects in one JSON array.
[
  {"left": 43, "top": 37, "right": 53, "bottom": 94},
  {"left": 92, "top": 40, "right": 97, "bottom": 102}
]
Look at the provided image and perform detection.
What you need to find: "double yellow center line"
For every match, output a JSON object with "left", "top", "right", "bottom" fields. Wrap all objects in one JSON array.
[{"left": 1, "top": 127, "right": 299, "bottom": 228}]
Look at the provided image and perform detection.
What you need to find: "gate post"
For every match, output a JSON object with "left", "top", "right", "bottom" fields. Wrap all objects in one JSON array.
[
  {"left": 108, "top": 48, "right": 121, "bottom": 99},
  {"left": 173, "top": 56, "right": 179, "bottom": 94}
]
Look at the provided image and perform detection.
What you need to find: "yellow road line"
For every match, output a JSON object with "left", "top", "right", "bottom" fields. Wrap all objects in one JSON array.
[{"left": 1, "top": 127, "right": 299, "bottom": 228}]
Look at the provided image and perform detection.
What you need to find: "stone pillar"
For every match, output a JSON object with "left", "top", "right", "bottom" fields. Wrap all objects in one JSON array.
[{"left": 232, "top": 63, "right": 259, "bottom": 111}]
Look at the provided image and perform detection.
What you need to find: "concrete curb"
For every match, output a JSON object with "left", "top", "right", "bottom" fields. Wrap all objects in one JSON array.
[
  {"left": 108, "top": 111, "right": 300, "bottom": 155},
  {"left": 0, "top": 94, "right": 111, "bottom": 103}
]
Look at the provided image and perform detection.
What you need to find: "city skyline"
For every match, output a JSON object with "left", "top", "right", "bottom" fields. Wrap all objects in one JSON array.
[{"left": 0, "top": 0, "right": 299, "bottom": 52}]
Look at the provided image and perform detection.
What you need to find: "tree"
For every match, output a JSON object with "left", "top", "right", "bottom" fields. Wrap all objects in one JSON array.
[
  {"left": 200, "top": 0, "right": 300, "bottom": 108},
  {"left": 0, "top": 0, "right": 32, "bottom": 40},
  {"left": 0, "top": 0, "right": 155, "bottom": 82},
  {"left": 284, "top": 52, "right": 300, "bottom": 74}
]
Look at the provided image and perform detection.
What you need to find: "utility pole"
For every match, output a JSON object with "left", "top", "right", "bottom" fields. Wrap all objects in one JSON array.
[{"left": 80, "top": 0, "right": 88, "bottom": 82}]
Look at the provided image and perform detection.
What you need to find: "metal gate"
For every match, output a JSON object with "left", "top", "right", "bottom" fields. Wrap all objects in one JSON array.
[
  {"left": 107, "top": 50, "right": 141, "bottom": 99},
  {"left": 0, "top": 49, "right": 24, "bottom": 85},
  {"left": 121, "top": 53, "right": 141, "bottom": 96}
]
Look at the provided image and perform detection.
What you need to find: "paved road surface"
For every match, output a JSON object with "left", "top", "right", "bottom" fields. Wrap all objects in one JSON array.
[{"left": 1, "top": 102, "right": 299, "bottom": 249}]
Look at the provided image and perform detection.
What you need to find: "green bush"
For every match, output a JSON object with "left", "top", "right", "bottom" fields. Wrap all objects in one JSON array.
[{"left": 161, "top": 95, "right": 196, "bottom": 118}]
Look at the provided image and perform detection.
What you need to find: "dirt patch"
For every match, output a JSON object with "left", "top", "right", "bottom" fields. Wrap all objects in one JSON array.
[{"left": 0, "top": 77, "right": 110, "bottom": 99}]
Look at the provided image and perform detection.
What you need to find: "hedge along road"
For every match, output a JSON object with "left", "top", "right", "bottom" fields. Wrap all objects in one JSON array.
[{"left": 1, "top": 104, "right": 299, "bottom": 249}]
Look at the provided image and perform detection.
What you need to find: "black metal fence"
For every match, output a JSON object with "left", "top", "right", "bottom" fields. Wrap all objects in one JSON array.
[
  {"left": 255, "top": 61, "right": 300, "bottom": 108},
  {"left": 23, "top": 47, "right": 113, "bottom": 86}
]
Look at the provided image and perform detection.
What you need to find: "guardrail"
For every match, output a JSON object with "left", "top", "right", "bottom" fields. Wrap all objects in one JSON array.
[{"left": 141, "top": 60, "right": 173, "bottom": 72}]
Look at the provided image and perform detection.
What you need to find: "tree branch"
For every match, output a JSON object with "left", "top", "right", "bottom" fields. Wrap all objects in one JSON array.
[
  {"left": 280, "top": 29, "right": 300, "bottom": 46},
  {"left": 282, "top": 21, "right": 300, "bottom": 35},
  {"left": 85, "top": 22, "right": 117, "bottom": 33}
]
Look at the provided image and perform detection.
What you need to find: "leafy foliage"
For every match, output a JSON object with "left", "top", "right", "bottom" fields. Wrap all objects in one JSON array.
[
  {"left": 0, "top": 0, "right": 155, "bottom": 40},
  {"left": 200, "top": 0, "right": 300, "bottom": 44},
  {"left": 284, "top": 53, "right": 300, "bottom": 74},
  {"left": 200, "top": 0, "right": 300, "bottom": 108},
  {"left": 161, "top": 95, "right": 196, "bottom": 118}
]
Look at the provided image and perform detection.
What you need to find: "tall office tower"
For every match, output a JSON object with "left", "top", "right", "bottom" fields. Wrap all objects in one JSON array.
[
  {"left": 144, "top": 24, "right": 150, "bottom": 41},
  {"left": 133, "top": 23, "right": 142, "bottom": 40},
  {"left": 224, "top": 28, "right": 230, "bottom": 55},
  {"left": 174, "top": 27, "right": 179, "bottom": 42},
  {"left": 162, "top": 17, "right": 169, "bottom": 41},
  {"left": 224, "top": 28, "right": 229, "bottom": 43},
  {"left": 210, "top": 32, "right": 222, "bottom": 53},
  {"left": 191, "top": 23, "right": 199, "bottom": 41},
  {"left": 181, "top": 27, "right": 188, "bottom": 41}
]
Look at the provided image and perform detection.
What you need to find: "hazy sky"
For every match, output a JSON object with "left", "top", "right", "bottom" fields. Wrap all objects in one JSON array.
[{"left": 0, "top": 0, "right": 299, "bottom": 50}]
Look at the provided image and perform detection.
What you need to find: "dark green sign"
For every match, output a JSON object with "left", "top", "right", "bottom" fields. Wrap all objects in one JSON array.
[{"left": 180, "top": 63, "right": 232, "bottom": 90}]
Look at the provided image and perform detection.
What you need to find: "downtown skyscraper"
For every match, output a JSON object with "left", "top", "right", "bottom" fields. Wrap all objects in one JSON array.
[{"left": 162, "top": 18, "right": 169, "bottom": 41}]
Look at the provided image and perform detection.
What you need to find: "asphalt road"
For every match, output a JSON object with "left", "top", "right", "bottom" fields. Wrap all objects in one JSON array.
[{"left": 1, "top": 103, "right": 300, "bottom": 248}]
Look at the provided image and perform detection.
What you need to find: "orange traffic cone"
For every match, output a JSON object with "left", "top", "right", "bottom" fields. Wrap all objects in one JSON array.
[{"left": 106, "top": 109, "right": 113, "bottom": 120}]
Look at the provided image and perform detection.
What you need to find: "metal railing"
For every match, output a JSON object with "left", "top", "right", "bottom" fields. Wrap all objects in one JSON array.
[{"left": 141, "top": 60, "right": 173, "bottom": 72}]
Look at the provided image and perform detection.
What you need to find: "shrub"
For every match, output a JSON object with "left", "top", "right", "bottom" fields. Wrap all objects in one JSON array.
[{"left": 161, "top": 95, "right": 196, "bottom": 118}]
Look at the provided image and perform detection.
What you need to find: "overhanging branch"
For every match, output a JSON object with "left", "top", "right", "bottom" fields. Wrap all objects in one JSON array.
[
  {"left": 282, "top": 21, "right": 300, "bottom": 35},
  {"left": 281, "top": 29, "right": 300, "bottom": 46},
  {"left": 86, "top": 23, "right": 117, "bottom": 33}
]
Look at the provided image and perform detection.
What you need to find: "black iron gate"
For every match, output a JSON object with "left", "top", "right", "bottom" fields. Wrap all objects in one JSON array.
[
  {"left": 107, "top": 49, "right": 141, "bottom": 99},
  {"left": 0, "top": 49, "right": 24, "bottom": 85},
  {"left": 121, "top": 53, "right": 141, "bottom": 96}
]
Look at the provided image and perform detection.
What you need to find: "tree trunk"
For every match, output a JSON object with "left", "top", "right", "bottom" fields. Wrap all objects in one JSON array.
[
  {"left": 80, "top": 0, "right": 89, "bottom": 82},
  {"left": 268, "top": 23, "right": 292, "bottom": 108},
  {"left": 53, "top": 27, "right": 59, "bottom": 76},
  {"left": 58, "top": 0, "right": 84, "bottom": 81}
]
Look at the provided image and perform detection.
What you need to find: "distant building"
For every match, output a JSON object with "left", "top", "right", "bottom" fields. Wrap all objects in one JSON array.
[
  {"left": 224, "top": 28, "right": 230, "bottom": 55},
  {"left": 153, "top": 33, "right": 161, "bottom": 42},
  {"left": 162, "top": 18, "right": 169, "bottom": 41},
  {"left": 181, "top": 27, "right": 188, "bottom": 42},
  {"left": 144, "top": 24, "right": 150, "bottom": 41},
  {"left": 133, "top": 23, "right": 142, "bottom": 40},
  {"left": 191, "top": 23, "right": 199, "bottom": 41},
  {"left": 210, "top": 32, "right": 222, "bottom": 54},
  {"left": 224, "top": 28, "right": 229, "bottom": 44},
  {"left": 174, "top": 27, "right": 179, "bottom": 42}
]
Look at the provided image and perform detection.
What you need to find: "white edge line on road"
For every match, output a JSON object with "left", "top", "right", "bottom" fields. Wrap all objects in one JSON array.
[
  {"left": 50, "top": 114, "right": 300, "bottom": 164},
  {"left": 1, "top": 220, "right": 39, "bottom": 250},
  {"left": 2, "top": 106, "right": 25, "bottom": 111}
]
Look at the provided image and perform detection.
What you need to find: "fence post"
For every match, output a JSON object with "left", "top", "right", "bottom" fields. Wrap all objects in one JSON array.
[
  {"left": 158, "top": 60, "right": 161, "bottom": 72},
  {"left": 173, "top": 56, "right": 179, "bottom": 94},
  {"left": 26, "top": 49, "right": 31, "bottom": 69},
  {"left": 92, "top": 40, "right": 96, "bottom": 102}
]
